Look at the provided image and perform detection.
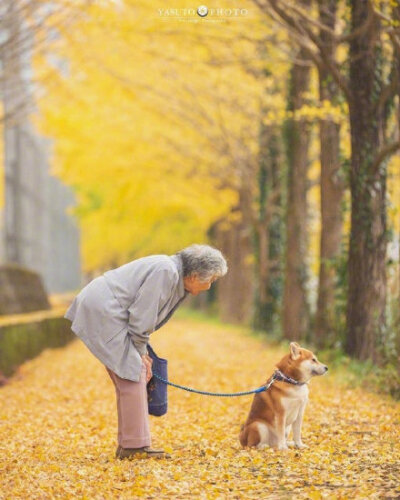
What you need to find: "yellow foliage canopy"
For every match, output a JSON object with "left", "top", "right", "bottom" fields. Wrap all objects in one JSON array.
[
  {"left": 34, "top": 0, "right": 273, "bottom": 271},
  {"left": 31, "top": 0, "right": 400, "bottom": 277}
]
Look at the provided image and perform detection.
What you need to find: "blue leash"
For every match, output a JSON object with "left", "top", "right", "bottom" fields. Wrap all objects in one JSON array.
[{"left": 152, "top": 372, "right": 279, "bottom": 397}]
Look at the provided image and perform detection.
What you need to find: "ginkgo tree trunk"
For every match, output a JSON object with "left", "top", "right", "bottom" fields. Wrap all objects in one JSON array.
[
  {"left": 345, "top": 0, "right": 393, "bottom": 361},
  {"left": 282, "top": 46, "right": 312, "bottom": 341},
  {"left": 314, "top": 0, "right": 344, "bottom": 348},
  {"left": 254, "top": 124, "right": 283, "bottom": 332},
  {"left": 254, "top": 0, "right": 400, "bottom": 360}
]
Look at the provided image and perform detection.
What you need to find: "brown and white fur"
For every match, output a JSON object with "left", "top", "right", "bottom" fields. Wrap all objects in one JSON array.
[{"left": 239, "top": 342, "right": 328, "bottom": 450}]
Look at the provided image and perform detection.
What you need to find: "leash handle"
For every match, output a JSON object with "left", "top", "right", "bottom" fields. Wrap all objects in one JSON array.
[{"left": 152, "top": 372, "right": 277, "bottom": 397}]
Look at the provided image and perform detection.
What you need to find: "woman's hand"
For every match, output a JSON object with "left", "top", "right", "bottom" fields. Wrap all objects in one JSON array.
[{"left": 141, "top": 354, "right": 153, "bottom": 383}]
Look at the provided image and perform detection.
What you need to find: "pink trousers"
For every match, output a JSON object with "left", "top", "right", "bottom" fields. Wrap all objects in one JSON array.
[{"left": 105, "top": 363, "right": 151, "bottom": 448}]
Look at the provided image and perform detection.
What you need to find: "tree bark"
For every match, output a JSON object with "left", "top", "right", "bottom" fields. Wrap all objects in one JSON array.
[
  {"left": 216, "top": 183, "right": 254, "bottom": 324},
  {"left": 254, "top": 125, "right": 283, "bottom": 331},
  {"left": 345, "top": 0, "right": 386, "bottom": 361},
  {"left": 282, "top": 45, "right": 311, "bottom": 341},
  {"left": 314, "top": 0, "right": 344, "bottom": 348}
]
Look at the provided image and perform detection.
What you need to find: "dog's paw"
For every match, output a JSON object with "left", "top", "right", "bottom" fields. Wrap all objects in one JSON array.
[
  {"left": 294, "top": 442, "right": 308, "bottom": 449},
  {"left": 276, "top": 444, "right": 289, "bottom": 451},
  {"left": 286, "top": 440, "right": 295, "bottom": 448}
]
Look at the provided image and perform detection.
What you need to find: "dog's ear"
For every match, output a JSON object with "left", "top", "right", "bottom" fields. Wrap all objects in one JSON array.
[{"left": 290, "top": 342, "right": 301, "bottom": 360}]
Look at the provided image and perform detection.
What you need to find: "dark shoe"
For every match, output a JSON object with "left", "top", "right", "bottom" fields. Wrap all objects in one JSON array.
[{"left": 116, "top": 446, "right": 171, "bottom": 460}]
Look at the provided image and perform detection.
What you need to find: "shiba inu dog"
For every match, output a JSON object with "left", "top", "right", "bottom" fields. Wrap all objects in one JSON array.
[{"left": 239, "top": 342, "right": 328, "bottom": 450}]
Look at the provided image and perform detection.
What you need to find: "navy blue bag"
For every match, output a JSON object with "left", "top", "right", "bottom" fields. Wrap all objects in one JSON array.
[{"left": 146, "top": 344, "right": 168, "bottom": 416}]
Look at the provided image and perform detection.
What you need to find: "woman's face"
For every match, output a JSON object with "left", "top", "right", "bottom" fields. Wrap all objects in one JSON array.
[{"left": 183, "top": 274, "right": 218, "bottom": 295}]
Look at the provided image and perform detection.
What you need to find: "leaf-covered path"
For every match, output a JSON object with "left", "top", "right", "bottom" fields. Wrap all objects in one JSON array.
[{"left": 1, "top": 315, "right": 399, "bottom": 499}]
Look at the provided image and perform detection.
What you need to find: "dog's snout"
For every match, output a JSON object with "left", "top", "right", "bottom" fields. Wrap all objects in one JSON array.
[{"left": 324, "top": 365, "right": 328, "bottom": 372}]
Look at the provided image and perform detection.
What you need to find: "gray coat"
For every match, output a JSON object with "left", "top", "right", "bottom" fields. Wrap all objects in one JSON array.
[{"left": 64, "top": 254, "right": 188, "bottom": 381}]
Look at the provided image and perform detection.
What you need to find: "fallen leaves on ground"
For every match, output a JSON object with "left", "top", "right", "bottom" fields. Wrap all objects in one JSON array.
[{"left": 0, "top": 316, "right": 399, "bottom": 499}]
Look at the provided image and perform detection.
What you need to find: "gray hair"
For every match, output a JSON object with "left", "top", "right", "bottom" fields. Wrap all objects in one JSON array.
[{"left": 177, "top": 244, "right": 228, "bottom": 281}]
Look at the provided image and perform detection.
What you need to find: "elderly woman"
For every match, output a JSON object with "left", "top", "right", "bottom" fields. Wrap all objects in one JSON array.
[{"left": 64, "top": 244, "right": 228, "bottom": 460}]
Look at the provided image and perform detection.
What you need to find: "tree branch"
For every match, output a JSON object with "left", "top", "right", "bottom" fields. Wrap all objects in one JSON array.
[
  {"left": 371, "top": 141, "right": 400, "bottom": 173},
  {"left": 338, "top": 4, "right": 375, "bottom": 43},
  {"left": 376, "top": 61, "right": 399, "bottom": 114},
  {"left": 254, "top": 0, "right": 352, "bottom": 102}
]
